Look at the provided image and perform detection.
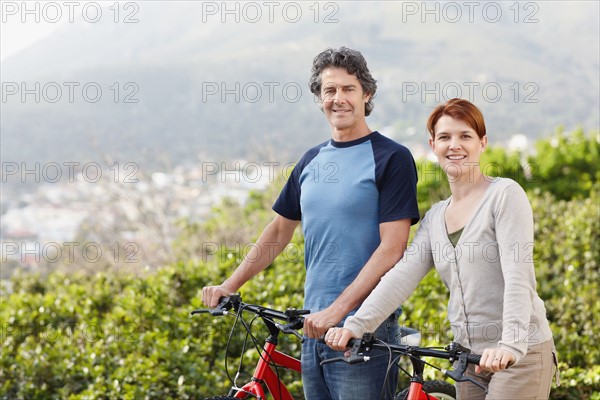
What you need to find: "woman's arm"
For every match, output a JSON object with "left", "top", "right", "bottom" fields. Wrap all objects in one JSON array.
[
  {"left": 327, "top": 212, "right": 436, "bottom": 350},
  {"left": 495, "top": 182, "right": 537, "bottom": 364}
]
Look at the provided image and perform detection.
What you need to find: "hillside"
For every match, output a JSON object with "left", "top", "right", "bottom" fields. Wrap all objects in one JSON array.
[{"left": 1, "top": 2, "right": 599, "bottom": 170}]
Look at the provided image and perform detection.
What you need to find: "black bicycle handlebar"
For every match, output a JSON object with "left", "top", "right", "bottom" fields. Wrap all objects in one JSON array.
[
  {"left": 338, "top": 337, "right": 481, "bottom": 366},
  {"left": 191, "top": 294, "right": 309, "bottom": 340},
  {"left": 320, "top": 333, "right": 487, "bottom": 392}
]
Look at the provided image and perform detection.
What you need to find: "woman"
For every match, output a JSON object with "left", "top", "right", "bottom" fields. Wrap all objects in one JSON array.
[{"left": 325, "top": 98, "right": 557, "bottom": 399}]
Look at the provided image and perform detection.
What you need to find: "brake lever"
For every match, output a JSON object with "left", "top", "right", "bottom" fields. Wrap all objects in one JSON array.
[
  {"left": 443, "top": 351, "right": 488, "bottom": 394},
  {"left": 190, "top": 308, "right": 229, "bottom": 316},
  {"left": 320, "top": 354, "right": 371, "bottom": 366},
  {"left": 276, "top": 322, "right": 305, "bottom": 343},
  {"left": 320, "top": 334, "right": 374, "bottom": 366}
]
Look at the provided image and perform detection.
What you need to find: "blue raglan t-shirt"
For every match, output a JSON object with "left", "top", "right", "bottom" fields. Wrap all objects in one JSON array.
[{"left": 273, "top": 131, "right": 420, "bottom": 317}]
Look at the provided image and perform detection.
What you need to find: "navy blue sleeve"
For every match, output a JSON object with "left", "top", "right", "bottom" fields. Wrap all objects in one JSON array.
[
  {"left": 272, "top": 142, "right": 326, "bottom": 220},
  {"left": 372, "top": 137, "right": 420, "bottom": 225}
]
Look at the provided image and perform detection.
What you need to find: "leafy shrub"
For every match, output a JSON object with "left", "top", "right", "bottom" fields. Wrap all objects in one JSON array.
[{"left": 2, "top": 131, "right": 598, "bottom": 398}]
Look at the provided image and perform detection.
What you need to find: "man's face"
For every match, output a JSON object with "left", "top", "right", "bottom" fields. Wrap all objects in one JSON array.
[{"left": 319, "top": 67, "right": 370, "bottom": 132}]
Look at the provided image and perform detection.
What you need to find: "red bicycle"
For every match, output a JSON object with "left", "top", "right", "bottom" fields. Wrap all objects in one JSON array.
[
  {"left": 191, "top": 294, "right": 306, "bottom": 399},
  {"left": 321, "top": 333, "right": 486, "bottom": 400},
  {"left": 192, "top": 294, "right": 469, "bottom": 400}
]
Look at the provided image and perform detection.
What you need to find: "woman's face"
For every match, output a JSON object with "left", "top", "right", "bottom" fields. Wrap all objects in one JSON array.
[{"left": 429, "top": 115, "right": 487, "bottom": 181}]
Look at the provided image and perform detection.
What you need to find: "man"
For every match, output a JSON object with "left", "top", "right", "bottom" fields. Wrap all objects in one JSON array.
[{"left": 202, "top": 46, "right": 419, "bottom": 399}]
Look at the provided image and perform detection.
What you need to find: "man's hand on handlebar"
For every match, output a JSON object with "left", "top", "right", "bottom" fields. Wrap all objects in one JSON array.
[
  {"left": 325, "top": 326, "right": 358, "bottom": 352},
  {"left": 303, "top": 307, "right": 343, "bottom": 339},
  {"left": 201, "top": 284, "right": 236, "bottom": 308}
]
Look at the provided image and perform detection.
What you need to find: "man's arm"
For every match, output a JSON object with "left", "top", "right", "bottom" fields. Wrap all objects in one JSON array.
[
  {"left": 201, "top": 214, "right": 300, "bottom": 307},
  {"left": 303, "top": 218, "right": 412, "bottom": 338}
]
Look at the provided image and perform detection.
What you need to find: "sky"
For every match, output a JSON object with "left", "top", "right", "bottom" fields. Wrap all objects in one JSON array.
[
  {"left": 1, "top": 0, "right": 68, "bottom": 60},
  {"left": 0, "top": 1, "right": 116, "bottom": 60},
  {"left": 2, "top": 0, "right": 598, "bottom": 157},
  {"left": 2, "top": 25, "right": 61, "bottom": 61}
]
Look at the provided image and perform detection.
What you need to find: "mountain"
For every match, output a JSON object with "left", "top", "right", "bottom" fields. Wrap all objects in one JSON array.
[{"left": 1, "top": 2, "right": 599, "bottom": 171}]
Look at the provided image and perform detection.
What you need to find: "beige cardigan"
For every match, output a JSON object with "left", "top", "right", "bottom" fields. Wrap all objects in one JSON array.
[{"left": 345, "top": 178, "right": 553, "bottom": 363}]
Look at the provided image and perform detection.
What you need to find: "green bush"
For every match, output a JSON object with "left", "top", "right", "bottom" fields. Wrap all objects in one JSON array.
[
  {"left": 529, "top": 188, "right": 600, "bottom": 399},
  {"left": 526, "top": 128, "right": 599, "bottom": 200},
  {"left": 2, "top": 131, "right": 598, "bottom": 398}
]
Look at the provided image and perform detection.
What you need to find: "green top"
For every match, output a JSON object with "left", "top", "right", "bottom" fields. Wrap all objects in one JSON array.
[{"left": 447, "top": 226, "right": 464, "bottom": 247}]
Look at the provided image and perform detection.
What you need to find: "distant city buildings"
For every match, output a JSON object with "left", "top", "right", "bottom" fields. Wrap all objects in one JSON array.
[
  {"left": 1, "top": 160, "right": 274, "bottom": 275},
  {"left": 1, "top": 133, "right": 532, "bottom": 276}
]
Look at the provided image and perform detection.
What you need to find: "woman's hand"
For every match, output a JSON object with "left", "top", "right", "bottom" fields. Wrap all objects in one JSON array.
[
  {"left": 476, "top": 348, "right": 516, "bottom": 373},
  {"left": 324, "top": 327, "right": 357, "bottom": 352}
]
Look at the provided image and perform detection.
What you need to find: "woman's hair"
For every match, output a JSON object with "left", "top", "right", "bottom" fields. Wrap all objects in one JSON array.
[
  {"left": 426, "top": 98, "right": 487, "bottom": 139},
  {"left": 308, "top": 46, "right": 377, "bottom": 116}
]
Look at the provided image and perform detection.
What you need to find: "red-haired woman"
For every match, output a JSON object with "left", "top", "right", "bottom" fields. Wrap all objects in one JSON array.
[{"left": 326, "top": 98, "right": 558, "bottom": 399}]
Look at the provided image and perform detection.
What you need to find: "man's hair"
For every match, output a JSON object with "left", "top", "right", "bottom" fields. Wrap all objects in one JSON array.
[
  {"left": 308, "top": 46, "right": 377, "bottom": 116},
  {"left": 426, "top": 98, "right": 487, "bottom": 139}
]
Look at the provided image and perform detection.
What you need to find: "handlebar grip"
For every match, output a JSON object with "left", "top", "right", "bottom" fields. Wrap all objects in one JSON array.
[
  {"left": 347, "top": 338, "right": 364, "bottom": 355},
  {"left": 285, "top": 317, "right": 305, "bottom": 331},
  {"left": 346, "top": 335, "right": 375, "bottom": 351},
  {"left": 216, "top": 296, "right": 231, "bottom": 308},
  {"left": 191, "top": 296, "right": 235, "bottom": 317},
  {"left": 467, "top": 353, "right": 481, "bottom": 365}
]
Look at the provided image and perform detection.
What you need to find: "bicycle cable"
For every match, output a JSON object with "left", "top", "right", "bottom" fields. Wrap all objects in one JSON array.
[
  {"left": 223, "top": 306, "right": 243, "bottom": 387},
  {"left": 234, "top": 304, "right": 261, "bottom": 387},
  {"left": 222, "top": 303, "right": 267, "bottom": 392},
  {"left": 373, "top": 339, "right": 455, "bottom": 399},
  {"left": 236, "top": 304, "right": 290, "bottom": 400},
  {"left": 373, "top": 338, "right": 396, "bottom": 400},
  {"left": 401, "top": 346, "right": 459, "bottom": 379},
  {"left": 255, "top": 313, "right": 295, "bottom": 400}
]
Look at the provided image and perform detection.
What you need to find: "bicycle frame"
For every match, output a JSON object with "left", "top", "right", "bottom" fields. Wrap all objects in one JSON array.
[
  {"left": 399, "top": 341, "right": 483, "bottom": 400},
  {"left": 192, "top": 295, "right": 307, "bottom": 400},
  {"left": 228, "top": 341, "right": 301, "bottom": 399},
  {"left": 405, "top": 383, "right": 424, "bottom": 400},
  {"left": 405, "top": 354, "right": 431, "bottom": 400}
]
